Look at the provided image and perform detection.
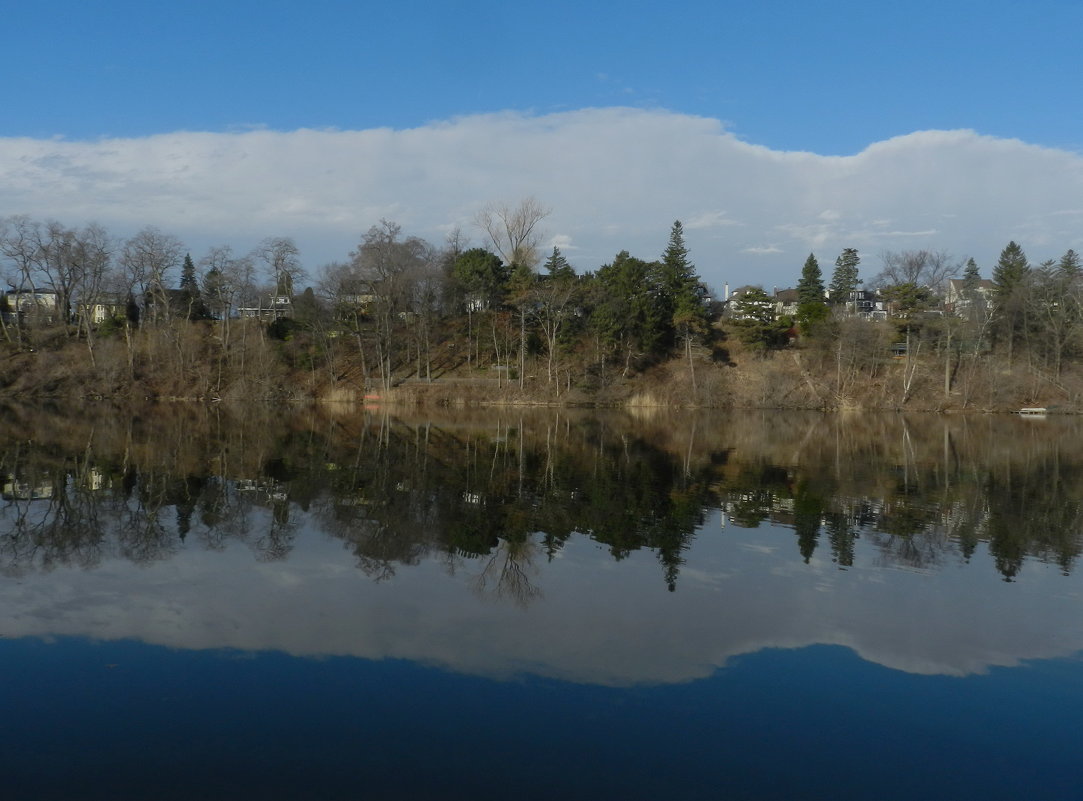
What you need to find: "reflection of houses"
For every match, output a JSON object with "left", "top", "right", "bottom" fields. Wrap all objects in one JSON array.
[
  {"left": 2, "top": 477, "right": 55, "bottom": 501},
  {"left": 81, "top": 466, "right": 109, "bottom": 492},
  {"left": 235, "top": 477, "right": 288, "bottom": 502},
  {"left": 722, "top": 491, "right": 882, "bottom": 531},
  {"left": 2, "top": 289, "right": 61, "bottom": 326}
]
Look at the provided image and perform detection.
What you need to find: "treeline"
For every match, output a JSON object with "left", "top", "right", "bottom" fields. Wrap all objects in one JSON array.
[
  {"left": 4, "top": 207, "right": 1083, "bottom": 409},
  {"left": 727, "top": 243, "right": 1083, "bottom": 410},
  {"left": 0, "top": 205, "right": 712, "bottom": 403}
]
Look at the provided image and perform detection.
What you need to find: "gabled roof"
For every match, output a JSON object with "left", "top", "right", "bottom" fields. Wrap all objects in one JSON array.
[{"left": 947, "top": 278, "right": 995, "bottom": 291}]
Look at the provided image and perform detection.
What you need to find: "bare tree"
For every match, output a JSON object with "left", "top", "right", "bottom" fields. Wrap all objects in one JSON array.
[
  {"left": 66, "top": 223, "right": 113, "bottom": 365},
  {"left": 120, "top": 227, "right": 184, "bottom": 327},
  {"left": 1, "top": 216, "right": 48, "bottom": 343},
  {"left": 201, "top": 245, "right": 256, "bottom": 393},
  {"left": 254, "top": 237, "right": 304, "bottom": 316},
  {"left": 874, "top": 249, "right": 959, "bottom": 293},
  {"left": 474, "top": 197, "right": 550, "bottom": 270},
  {"left": 320, "top": 259, "right": 372, "bottom": 388},
  {"left": 0, "top": 217, "right": 114, "bottom": 356},
  {"left": 404, "top": 260, "right": 446, "bottom": 381},
  {"left": 349, "top": 221, "right": 434, "bottom": 391}
]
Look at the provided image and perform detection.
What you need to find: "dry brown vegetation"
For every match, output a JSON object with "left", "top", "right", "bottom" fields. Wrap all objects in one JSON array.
[{"left": 5, "top": 313, "right": 1083, "bottom": 414}]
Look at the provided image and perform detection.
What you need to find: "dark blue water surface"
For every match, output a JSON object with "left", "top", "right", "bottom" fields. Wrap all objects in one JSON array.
[{"left": 3, "top": 635, "right": 1081, "bottom": 801}]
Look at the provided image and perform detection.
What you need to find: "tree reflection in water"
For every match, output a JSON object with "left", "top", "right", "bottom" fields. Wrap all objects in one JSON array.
[{"left": 1, "top": 403, "right": 1082, "bottom": 588}]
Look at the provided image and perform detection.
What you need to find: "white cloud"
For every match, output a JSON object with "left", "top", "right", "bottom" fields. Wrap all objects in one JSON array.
[
  {"left": 2, "top": 109, "right": 1082, "bottom": 289},
  {"left": 548, "top": 233, "right": 577, "bottom": 251},
  {"left": 685, "top": 210, "right": 742, "bottom": 230}
]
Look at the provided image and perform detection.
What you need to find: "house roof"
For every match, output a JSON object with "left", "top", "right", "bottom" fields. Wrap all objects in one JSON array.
[{"left": 947, "top": 278, "right": 995, "bottom": 291}]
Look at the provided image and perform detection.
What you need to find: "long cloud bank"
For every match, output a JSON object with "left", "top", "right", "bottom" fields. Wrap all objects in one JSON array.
[{"left": 3, "top": 108, "right": 1082, "bottom": 290}]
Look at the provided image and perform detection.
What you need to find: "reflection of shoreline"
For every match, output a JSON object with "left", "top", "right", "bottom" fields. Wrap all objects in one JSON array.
[
  {"left": 1, "top": 526, "right": 1080, "bottom": 687},
  {"left": 3, "top": 408, "right": 1083, "bottom": 583}
]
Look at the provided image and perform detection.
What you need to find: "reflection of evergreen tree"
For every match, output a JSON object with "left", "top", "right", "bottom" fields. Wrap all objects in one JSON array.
[
  {"left": 793, "top": 480, "right": 823, "bottom": 564},
  {"left": 5, "top": 407, "right": 1083, "bottom": 588},
  {"left": 171, "top": 475, "right": 206, "bottom": 542},
  {"left": 825, "top": 513, "right": 856, "bottom": 567},
  {"left": 984, "top": 461, "right": 1083, "bottom": 580}
]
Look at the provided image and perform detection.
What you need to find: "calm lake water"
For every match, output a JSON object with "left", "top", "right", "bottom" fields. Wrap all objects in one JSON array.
[{"left": 2, "top": 405, "right": 1082, "bottom": 800}]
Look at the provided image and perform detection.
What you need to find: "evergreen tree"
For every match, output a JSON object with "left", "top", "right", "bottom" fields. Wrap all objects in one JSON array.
[
  {"left": 125, "top": 292, "right": 141, "bottom": 327},
  {"left": 796, "top": 253, "right": 829, "bottom": 333},
  {"left": 992, "top": 241, "right": 1029, "bottom": 297},
  {"left": 451, "top": 248, "right": 509, "bottom": 309},
  {"left": 543, "top": 246, "right": 575, "bottom": 281},
  {"left": 535, "top": 247, "right": 579, "bottom": 383},
  {"left": 732, "top": 287, "right": 787, "bottom": 352},
  {"left": 659, "top": 221, "right": 709, "bottom": 391},
  {"left": 960, "top": 257, "right": 985, "bottom": 321},
  {"left": 179, "top": 253, "right": 208, "bottom": 319},
  {"left": 1059, "top": 248, "right": 1081, "bottom": 279},
  {"left": 797, "top": 253, "right": 825, "bottom": 304},
  {"left": 591, "top": 251, "right": 667, "bottom": 366},
  {"left": 991, "top": 241, "right": 1030, "bottom": 364},
  {"left": 962, "top": 257, "right": 981, "bottom": 291},
  {"left": 293, "top": 286, "right": 323, "bottom": 328},
  {"left": 828, "top": 248, "right": 861, "bottom": 303},
  {"left": 656, "top": 221, "right": 705, "bottom": 328}
]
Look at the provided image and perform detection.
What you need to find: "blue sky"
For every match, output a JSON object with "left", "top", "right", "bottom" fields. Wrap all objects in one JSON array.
[{"left": 3, "top": 0, "right": 1083, "bottom": 290}]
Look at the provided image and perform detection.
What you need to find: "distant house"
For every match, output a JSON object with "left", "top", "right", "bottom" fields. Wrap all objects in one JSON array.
[
  {"left": 773, "top": 288, "right": 799, "bottom": 320},
  {"left": 77, "top": 294, "right": 127, "bottom": 325},
  {"left": 238, "top": 294, "right": 293, "bottom": 321},
  {"left": 2, "top": 289, "right": 61, "bottom": 326},
  {"left": 944, "top": 278, "right": 995, "bottom": 317},
  {"left": 333, "top": 293, "right": 374, "bottom": 315},
  {"left": 723, "top": 286, "right": 774, "bottom": 320},
  {"left": 838, "top": 289, "right": 887, "bottom": 320}
]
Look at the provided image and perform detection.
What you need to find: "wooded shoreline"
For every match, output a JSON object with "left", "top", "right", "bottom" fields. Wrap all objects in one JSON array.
[
  {"left": 5, "top": 214, "right": 1082, "bottom": 413},
  {"left": 4, "top": 314, "right": 1082, "bottom": 414}
]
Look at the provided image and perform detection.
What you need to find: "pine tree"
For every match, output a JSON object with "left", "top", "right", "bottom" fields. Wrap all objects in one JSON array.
[
  {"left": 992, "top": 241, "right": 1029, "bottom": 297},
  {"left": 797, "top": 253, "right": 825, "bottom": 305},
  {"left": 179, "top": 253, "right": 207, "bottom": 319},
  {"left": 657, "top": 221, "right": 703, "bottom": 323},
  {"left": 659, "top": 221, "right": 709, "bottom": 391},
  {"left": 991, "top": 241, "right": 1030, "bottom": 365},
  {"left": 962, "top": 257, "right": 981, "bottom": 291},
  {"left": 732, "top": 287, "right": 787, "bottom": 352},
  {"left": 960, "top": 257, "right": 985, "bottom": 320},
  {"left": 543, "top": 246, "right": 575, "bottom": 281},
  {"left": 828, "top": 248, "right": 861, "bottom": 303},
  {"left": 591, "top": 251, "right": 667, "bottom": 366},
  {"left": 1059, "top": 248, "right": 1081, "bottom": 279},
  {"left": 796, "top": 253, "right": 829, "bottom": 333}
]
